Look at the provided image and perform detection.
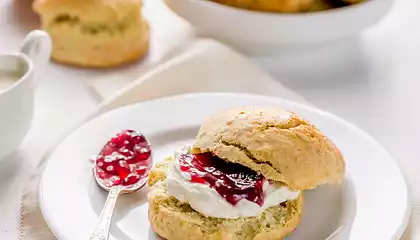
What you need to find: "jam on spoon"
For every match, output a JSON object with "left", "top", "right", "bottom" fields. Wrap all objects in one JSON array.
[
  {"left": 90, "top": 129, "right": 152, "bottom": 240},
  {"left": 177, "top": 152, "right": 265, "bottom": 206},
  {"left": 93, "top": 129, "right": 152, "bottom": 188}
]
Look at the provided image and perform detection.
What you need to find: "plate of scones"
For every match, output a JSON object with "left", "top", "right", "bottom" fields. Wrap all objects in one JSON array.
[{"left": 39, "top": 93, "right": 410, "bottom": 240}]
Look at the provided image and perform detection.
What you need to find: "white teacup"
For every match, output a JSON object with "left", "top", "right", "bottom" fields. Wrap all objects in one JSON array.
[{"left": 0, "top": 30, "right": 51, "bottom": 160}]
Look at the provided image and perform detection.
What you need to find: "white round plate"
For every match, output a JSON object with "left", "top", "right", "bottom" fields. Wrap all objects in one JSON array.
[{"left": 39, "top": 93, "right": 410, "bottom": 240}]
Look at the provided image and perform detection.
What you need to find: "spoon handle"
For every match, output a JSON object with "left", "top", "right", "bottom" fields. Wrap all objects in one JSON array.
[{"left": 89, "top": 187, "right": 122, "bottom": 240}]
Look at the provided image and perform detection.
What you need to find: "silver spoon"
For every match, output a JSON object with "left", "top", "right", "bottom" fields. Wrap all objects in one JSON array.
[{"left": 89, "top": 165, "right": 149, "bottom": 240}]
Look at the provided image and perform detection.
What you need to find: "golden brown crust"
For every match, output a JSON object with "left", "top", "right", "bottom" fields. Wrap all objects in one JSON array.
[
  {"left": 341, "top": 0, "right": 365, "bottom": 3},
  {"left": 147, "top": 157, "right": 303, "bottom": 240},
  {"left": 33, "top": 0, "right": 143, "bottom": 19},
  {"left": 210, "top": 0, "right": 316, "bottom": 13},
  {"left": 33, "top": 0, "right": 149, "bottom": 68},
  {"left": 308, "top": 0, "right": 335, "bottom": 11},
  {"left": 195, "top": 106, "right": 345, "bottom": 191}
]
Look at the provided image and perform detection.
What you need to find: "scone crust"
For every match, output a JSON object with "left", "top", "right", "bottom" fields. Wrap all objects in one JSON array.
[
  {"left": 341, "top": 0, "right": 365, "bottom": 3},
  {"left": 195, "top": 106, "right": 345, "bottom": 190},
  {"left": 148, "top": 158, "right": 303, "bottom": 240},
  {"left": 33, "top": 0, "right": 143, "bottom": 18},
  {"left": 211, "top": 0, "right": 316, "bottom": 13}
]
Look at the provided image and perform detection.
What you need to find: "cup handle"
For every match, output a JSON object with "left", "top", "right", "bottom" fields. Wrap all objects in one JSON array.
[{"left": 19, "top": 30, "right": 52, "bottom": 71}]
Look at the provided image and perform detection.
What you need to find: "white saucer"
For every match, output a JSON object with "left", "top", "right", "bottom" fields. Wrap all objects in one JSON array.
[{"left": 39, "top": 93, "right": 410, "bottom": 240}]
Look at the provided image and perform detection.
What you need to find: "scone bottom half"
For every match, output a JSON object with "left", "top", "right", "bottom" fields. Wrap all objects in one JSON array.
[
  {"left": 147, "top": 155, "right": 303, "bottom": 240},
  {"left": 194, "top": 106, "right": 346, "bottom": 191}
]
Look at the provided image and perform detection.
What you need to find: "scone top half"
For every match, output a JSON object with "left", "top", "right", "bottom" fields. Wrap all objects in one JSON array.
[{"left": 194, "top": 106, "right": 345, "bottom": 191}]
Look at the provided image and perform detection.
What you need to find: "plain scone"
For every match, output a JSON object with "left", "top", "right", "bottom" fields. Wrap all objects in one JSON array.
[
  {"left": 211, "top": 0, "right": 317, "bottom": 12},
  {"left": 33, "top": 0, "right": 149, "bottom": 68},
  {"left": 148, "top": 157, "right": 304, "bottom": 240},
  {"left": 195, "top": 106, "right": 345, "bottom": 190}
]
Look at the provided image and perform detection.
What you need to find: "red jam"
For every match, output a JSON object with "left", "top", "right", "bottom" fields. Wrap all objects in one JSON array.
[
  {"left": 93, "top": 129, "right": 152, "bottom": 187},
  {"left": 178, "top": 152, "right": 265, "bottom": 206}
]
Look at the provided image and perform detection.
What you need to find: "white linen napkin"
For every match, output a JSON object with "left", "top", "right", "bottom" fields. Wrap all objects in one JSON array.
[{"left": 20, "top": 39, "right": 308, "bottom": 240}]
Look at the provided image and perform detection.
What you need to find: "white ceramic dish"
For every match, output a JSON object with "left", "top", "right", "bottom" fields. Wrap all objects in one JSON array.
[
  {"left": 165, "top": 0, "right": 394, "bottom": 55},
  {"left": 39, "top": 93, "right": 409, "bottom": 240}
]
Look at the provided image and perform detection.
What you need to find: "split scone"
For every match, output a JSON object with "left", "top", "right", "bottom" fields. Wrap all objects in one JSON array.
[
  {"left": 148, "top": 106, "right": 345, "bottom": 240},
  {"left": 33, "top": 0, "right": 149, "bottom": 68}
]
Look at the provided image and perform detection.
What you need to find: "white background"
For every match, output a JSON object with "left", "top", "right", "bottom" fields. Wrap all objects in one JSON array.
[{"left": 0, "top": 0, "right": 419, "bottom": 239}]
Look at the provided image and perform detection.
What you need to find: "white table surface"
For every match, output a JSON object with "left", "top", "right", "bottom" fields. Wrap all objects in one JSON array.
[{"left": 0, "top": 0, "right": 419, "bottom": 239}]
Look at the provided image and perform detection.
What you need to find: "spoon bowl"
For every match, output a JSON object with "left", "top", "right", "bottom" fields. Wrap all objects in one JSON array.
[{"left": 93, "top": 164, "right": 149, "bottom": 193}]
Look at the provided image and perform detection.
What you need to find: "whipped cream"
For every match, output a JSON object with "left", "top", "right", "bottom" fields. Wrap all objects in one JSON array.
[{"left": 165, "top": 157, "right": 300, "bottom": 219}]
